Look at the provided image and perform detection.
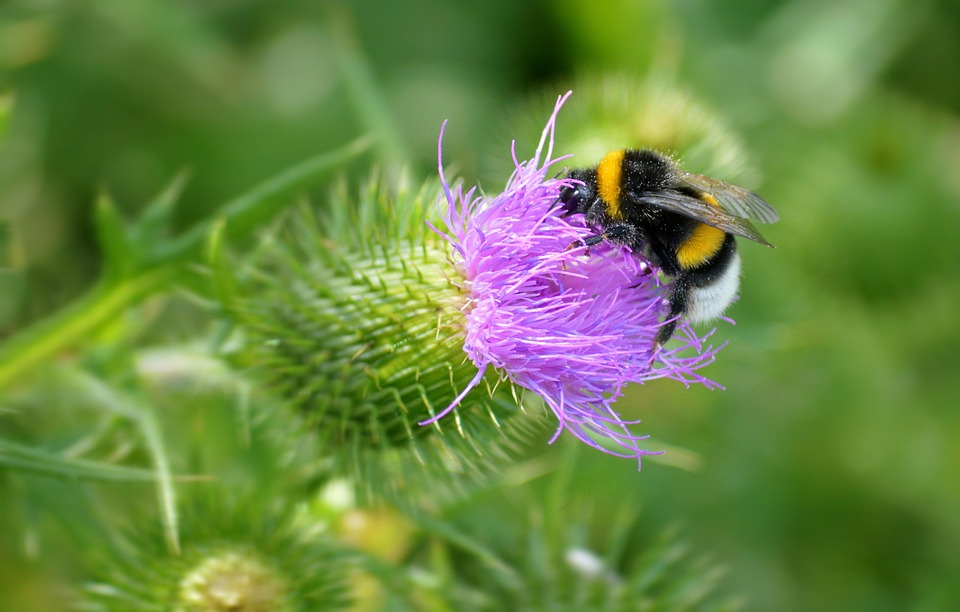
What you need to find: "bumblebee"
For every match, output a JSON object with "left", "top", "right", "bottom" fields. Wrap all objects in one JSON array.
[{"left": 559, "top": 148, "right": 779, "bottom": 346}]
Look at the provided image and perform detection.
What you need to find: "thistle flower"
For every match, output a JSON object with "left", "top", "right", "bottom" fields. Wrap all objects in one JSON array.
[
  {"left": 424, "top": 92, "right": 723, "bottom": 466},
  {"left": 227, "top": 91, "right": 725, "bottom": 481},
  {"left": 80, "top": 497, "right": 353, "bottom": 611},
  {"left": 226, "top": 173, "right": 546, "bottom": 507}
]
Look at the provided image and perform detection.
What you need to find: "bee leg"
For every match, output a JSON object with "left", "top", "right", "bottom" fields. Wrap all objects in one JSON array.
[
  {"left": 656, "top": 275, "right": 689, "bottom": 346},
  {"left": 602, "top": 223, "right": 641, "bottom": 248},
  {"left": 566, "top": 233, "right": 605, "bottom": 251},
  {"left": 569, "top": 221, "right": 643, "bottom": 250}
]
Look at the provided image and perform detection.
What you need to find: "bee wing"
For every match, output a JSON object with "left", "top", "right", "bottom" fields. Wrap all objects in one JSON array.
[
  {"left": 633, "top": 190, "right": 775, "bottom": 247},
  {"left": 679, "top": 172, "right": 780, "bottom": 224}
]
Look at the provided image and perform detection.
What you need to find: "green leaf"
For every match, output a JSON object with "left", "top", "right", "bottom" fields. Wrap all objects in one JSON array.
[
  {"left": 156, "top": 134, "right": 373, "bottom": 262},
  {"left": 0, "top": 93, "right": 12, "bottom": 142},
  {"left": 94, "top": 190, "right": 138, "bottom": 280},
  {"left": 0, "top": 220, "right": 10, "bottom": 268},
  {"left": 205, "top": 217, "right": 240, "bottom": 316},
  {"left": 0, "top": 136, "right": 370, "bottom": 389},
  {"left": 411, "top": 512, "right": 523, "bottom": 591},
  {"left": 0, "top": 266, "right": 177, "bottom": 389},
  {"left": 133, "top": 169, "right": 191, "bottom": 257},
  {"left": 0, "top": 437, "right": 163, "bottom": 483},
  {"left": 58, "top": 370, "right": 182, "bottom": 554}
]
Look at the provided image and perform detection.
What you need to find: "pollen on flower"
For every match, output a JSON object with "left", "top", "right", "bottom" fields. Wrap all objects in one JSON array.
[{"left": 424, "top": 91, "right": 725, "bottom": 468}]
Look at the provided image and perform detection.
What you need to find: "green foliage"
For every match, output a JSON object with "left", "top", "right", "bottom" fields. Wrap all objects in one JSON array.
[
  {"left": 0, "top": 136, "right": 370, "bottom": 389},
  {"left": 0, "top": 94, "right": 11, "bottom": 141},
  {"left": 1, "top": 0, "right": 959, "bottom": 610},
  {"left": 79, "top": 495, "right": 355, "bottom": 612},
  {"left": 0, "top": 437, "right": 165, "bottom": 483},
  {"left": 404, "top": 484, "right": 740, "bottom": 611}
]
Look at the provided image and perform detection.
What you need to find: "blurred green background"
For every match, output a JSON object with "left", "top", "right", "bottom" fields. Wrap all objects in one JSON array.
[{"left": 2, "top": 0, "right": 959, "bottom": 610}]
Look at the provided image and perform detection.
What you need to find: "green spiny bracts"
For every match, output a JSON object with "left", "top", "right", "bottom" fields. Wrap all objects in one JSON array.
[
  {"left": 239, "top": 240, "right": 470, "bottom": 447},
  {"left": 80, "top": 496, "right": 353, "bottom": 611},
  {"left": 495, "top": 74, "right": 756, "bottom": 186}
]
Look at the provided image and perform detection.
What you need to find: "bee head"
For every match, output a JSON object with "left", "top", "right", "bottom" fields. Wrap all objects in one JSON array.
[{"left": 558, "top": 168, "right": 597, "bottom": 215}]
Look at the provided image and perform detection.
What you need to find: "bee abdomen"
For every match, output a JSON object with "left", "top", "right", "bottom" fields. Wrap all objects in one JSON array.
[
  {"left": 675, "top": 223, "right": 727, "bottom": 270},
  {"left": 684, "top": 249, "right": 741, "bottom": 324}
]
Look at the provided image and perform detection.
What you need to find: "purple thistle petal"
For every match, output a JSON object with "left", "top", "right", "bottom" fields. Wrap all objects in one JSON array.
[{"left": 425, "top": 92, "right": 726, "bottom": 468}]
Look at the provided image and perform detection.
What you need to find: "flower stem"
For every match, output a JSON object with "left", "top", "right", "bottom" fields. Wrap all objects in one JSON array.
[
  {"left": 0, "top": 265, "right": 176, "bottom": 389},
  {"left": 0, "top": 136, "right": 373, "bottom": 390}
]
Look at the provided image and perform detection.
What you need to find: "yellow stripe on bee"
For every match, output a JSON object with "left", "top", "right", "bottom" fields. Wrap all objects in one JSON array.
[
  {"left": 676, "top": 223, "right": 726, "bottom": 269},
  {"left": 596, "top": 149, "right": 626, "bottom": 220},
  {"left": 700, "top": 193, "right": 719, "bottom": 207}
]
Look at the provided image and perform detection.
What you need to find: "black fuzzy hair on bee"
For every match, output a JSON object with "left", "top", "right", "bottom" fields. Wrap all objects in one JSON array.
[{"left": 560, "top": 148, "right": 778, "bottom": 345}]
